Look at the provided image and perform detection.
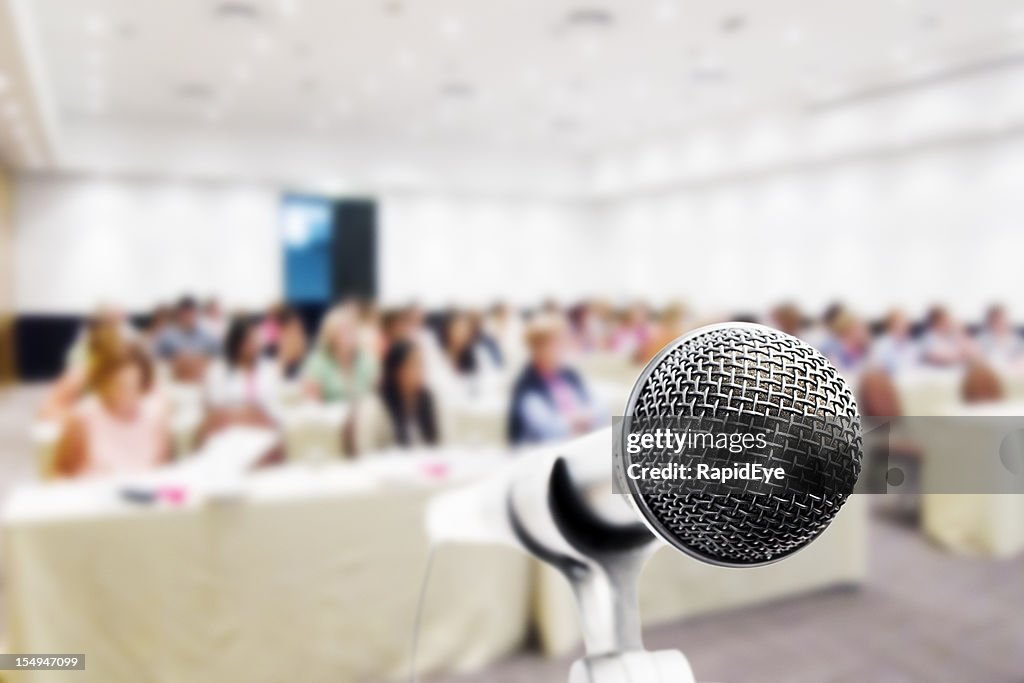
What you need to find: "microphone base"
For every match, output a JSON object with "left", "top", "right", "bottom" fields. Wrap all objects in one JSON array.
[{"left": 569, "top": 649, "right": 696, "bottom": 683}]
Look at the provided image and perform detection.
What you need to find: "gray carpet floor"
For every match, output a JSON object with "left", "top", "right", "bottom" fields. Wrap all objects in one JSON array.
[
  {"left": 428, "top": 517, "right": 1024, "bottom": 683},
  {"left": 0, "top": 386, "right": 1021, "bottom": 682}
]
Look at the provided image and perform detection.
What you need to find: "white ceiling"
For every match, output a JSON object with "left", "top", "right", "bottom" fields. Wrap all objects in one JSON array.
[{"left": 3, "top": 0, "right": 1024, "bottom": 192}]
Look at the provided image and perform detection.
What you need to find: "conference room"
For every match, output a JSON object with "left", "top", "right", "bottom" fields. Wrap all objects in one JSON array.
[{"left": 0, "top": 0, "right": 1023, "bottom": 681}]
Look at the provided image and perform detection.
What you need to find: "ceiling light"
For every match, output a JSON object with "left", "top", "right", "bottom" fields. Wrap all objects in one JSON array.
[
  {"left": 278, "top": 0, "right": 299, "bottom": 17},
  {"left": 231, "top": 63, "right": 252, "bottom": 82},
  {"left": 654, "top": 1, "right": 679, "bottom": 24},
  {"left": 720, "top": 14, "right": 747, "bottom": 34},
  {"left": 396, "top": 49, "right": 416, "bottom": 70},
  {"left": 177, "top": 82, "right": 214, "bottom": 100},
  {"left": 565, "top": 8, "right": 615, "bottom": 29},
  {"left": 440, "top": 81, "right": 475, "bottom": 98},
  {"left": 251, "top": 31, "right": 274, "bottom": 54},
  {"left": 890, "top": 45, "right": 912, "bottom": 65},
  {"left": 440, "top": 17, "right": 464, "bottom": 39},
  {"left": 85, "top": 14, "right": 110, "bottom": 37},
  {"left": 216, "top": 2, "right": 262, "bottom": 20}
]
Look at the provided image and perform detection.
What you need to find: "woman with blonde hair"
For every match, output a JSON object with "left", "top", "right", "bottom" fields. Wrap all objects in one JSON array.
[
  {"left": 39, "top": 316, "right": 128, "bottom": 421},
  {"left": 54, "top": 345, "right": 171, "bottom": 478},
  {"left": 301, "top": 304, "right": 379, "bottom": 403}
]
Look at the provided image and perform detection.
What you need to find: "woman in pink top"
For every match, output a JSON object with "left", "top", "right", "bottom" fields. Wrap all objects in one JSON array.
[{"left": 55, "top": 346, "right": 171, "bottom": 479}]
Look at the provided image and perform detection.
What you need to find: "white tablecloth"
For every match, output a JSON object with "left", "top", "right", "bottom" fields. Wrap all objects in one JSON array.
[
  {"left": 906, "top": 404, "right": 1024, "bottom": 557},
  {"left": 3, "top": 452, "right": 532, "bottom": 683}
]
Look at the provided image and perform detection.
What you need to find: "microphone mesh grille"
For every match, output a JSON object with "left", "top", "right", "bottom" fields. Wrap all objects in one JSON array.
[{"left": 625, "top": 325, "right": 863, "bottom": 566}]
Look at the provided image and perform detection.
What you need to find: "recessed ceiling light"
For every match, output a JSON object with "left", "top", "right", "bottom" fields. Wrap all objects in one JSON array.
[
  {"left": 721, "top": 14, "right": 747, "bottom": 34},
  {"left": 654, "top": 1, "right": 679, "bottom": 24},
  {"left": 176, "top": 82, "right": 214, "bottom": 100},
  {"left": 440, "top": 81, "right": 475, "bottom": 98},
  {"left": 85, "top": 14, "right": 110, "bottom": 37},
  {"left": 231, "top": 63, "right": 252, "bottom": 82},
  {"left": 278, "top": 0, "right": 299, "bottom": 17},
  {"left": 251, "top": 31, "right": 274, "bottom": 54},
  {"left": 565, "top": 8, "right": 615, "bottom": 29},
  {"left": 215, "top": 2, "right": 262, "bottom": 20},
  {"left": 919, "top": 13, "right": 941, "bottom": 30},
  {"left": 440, "top": 17, "right": 463, "bottom": 39},
  {"left": 396, "top": 49, "right": 416, "bottom": 70}
]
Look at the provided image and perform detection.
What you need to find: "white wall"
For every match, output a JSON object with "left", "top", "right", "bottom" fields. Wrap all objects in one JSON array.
[
  {"left": 14, "top": 175, "right": 283, "bottom": 313},
  {"left": 378, "top": 194, "right": 591, "bottom": 308},
  {"left": 590, "top": 135, "right": 1024, "bottom": 319},
  {"left": 13, "top": 130, "right": 1024, "bottom": 320}
]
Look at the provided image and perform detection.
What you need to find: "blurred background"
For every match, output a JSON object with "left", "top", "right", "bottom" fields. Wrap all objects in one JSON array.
[{"left": 0, "top": 0, "right": 1024, "bottom": 681}]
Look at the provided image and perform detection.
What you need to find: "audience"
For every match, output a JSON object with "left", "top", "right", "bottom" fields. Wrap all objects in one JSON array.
[
  {"left": 975, "top": 304, "right": 1021, "bottom": 365},
  {"left": 346, "top": 340, "right": 441, "bottom": 454},
  {"left": 200, "top": 316, "right": 283, "bottom": 440},
  {"left": 871, "top": 309, "right": 919, "bottom": 374},
  {"left": 508, "top": 315, "right": 605, "bottom": 445},
  {"left": 201, "top": 298, "right": 228, "bottom": 345},
  {"left": 301, "top": 304, "right": 378, "bottom": 403},
  {"left": 54, "top": 345, "right": 170, "bottom": 478},
  {"left": 920, "top": 306, "right": 976, "bottom": 366},
  {"left": 39, "top": 315, "right": 127, "bottom": 421},
  {"left": 441, "top": 311, "right": 489, "bottom": 378},
  {"left": 819, "top": 309, "right": 871, "bottom": 373},
  {"left": 276, "top": 307, "right": 308, "bottom": 380},
  {"left": 36, "top": 294, "right": 1024, "bottom": 479},
  {"left": 610, "top": 302, "right": 654, "bottom": 362},
  {"left": 156, "top": 296, "right": 221, "bottom": 382}
]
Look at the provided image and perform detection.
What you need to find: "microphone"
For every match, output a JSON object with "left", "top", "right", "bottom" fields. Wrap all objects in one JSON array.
[{"left": 426, "top": 323, "right": 863, "bottom": 683}]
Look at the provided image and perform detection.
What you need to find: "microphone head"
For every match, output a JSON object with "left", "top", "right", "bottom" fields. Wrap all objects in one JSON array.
[{"left": 622, "top": 323, "right": 862, "bottom": 567}]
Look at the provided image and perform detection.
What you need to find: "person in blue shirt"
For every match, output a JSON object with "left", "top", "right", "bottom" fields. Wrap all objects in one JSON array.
[{"left": 508, "top": 315, "right": 605, "bottom": 446}]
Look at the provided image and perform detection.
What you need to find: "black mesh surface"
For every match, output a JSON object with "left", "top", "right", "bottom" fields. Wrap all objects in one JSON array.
[{"left": 623, "top": 325, "right": 863, "bottom": 566}]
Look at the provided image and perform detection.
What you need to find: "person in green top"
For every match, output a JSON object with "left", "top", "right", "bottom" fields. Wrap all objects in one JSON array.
[{"left": 301, "top": 304, "right": 379, "bottom": 403}]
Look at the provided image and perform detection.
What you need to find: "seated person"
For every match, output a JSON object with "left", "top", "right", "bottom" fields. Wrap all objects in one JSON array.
[
  {"left": 39, "top": 315, "right": 126, "bottom": 421},
  {"left": 54, "top": 345, "right": 171, "bottom": 478},
  {"left": 276, "top": 307, "right": 308, "bottom": 380},
  {"left": 442, "top": 311, "right": 484, "bottom": 377},
  {"left": 345, "top": 340, "right": 441, "bottom": 454},
  {"left": 871, "top": 309, "right": 919, "bottom": 374},
  {"left": 975, "top": 304, "right": 1021, "bottom": 365},
  {"left": 610, "top": 302, "right": 654, "bottom": 362},
  {"left": 200, "top": 316, "right": 283, "bottom": 441},
  {"left": 155, "top": 296, "right": 221, "bottom": 382},
  {"left": 301, "top": 304, "right": 378, "bottom": 402},
  {"left": 508, "top": 315, "right": 606, "bottom": 445},
  {"left": 818, "top": 310, "right": 870, "bottom": 373},
  {"left": 920, "top": 306, "right": 976, "bottom": 366}
]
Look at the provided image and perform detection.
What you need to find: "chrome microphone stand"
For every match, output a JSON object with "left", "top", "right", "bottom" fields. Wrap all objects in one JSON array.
[{"left": 507, "top": 457, "right": 696, "bottom": 683}]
